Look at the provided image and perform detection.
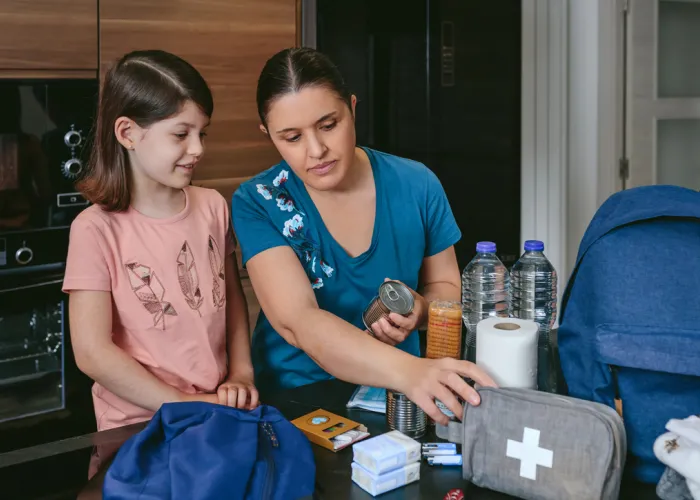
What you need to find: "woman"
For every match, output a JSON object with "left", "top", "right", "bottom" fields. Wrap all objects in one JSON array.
[{"left": 232, "top": 47, "right": 495, "bottom": 425}]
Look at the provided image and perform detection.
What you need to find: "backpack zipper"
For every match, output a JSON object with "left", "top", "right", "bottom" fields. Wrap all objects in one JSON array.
[{"left": 261, "top": 422, "right": 278, "bottom": 500}]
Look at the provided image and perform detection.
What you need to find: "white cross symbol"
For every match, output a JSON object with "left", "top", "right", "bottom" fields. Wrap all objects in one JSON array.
[{"left": 506, "top": 427, "right": 554, "bottom": 480}]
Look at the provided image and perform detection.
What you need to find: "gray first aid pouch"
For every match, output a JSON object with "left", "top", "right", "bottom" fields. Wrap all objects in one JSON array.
[{"left": 436, "top": 387, "right": 627, "bottom": 500}]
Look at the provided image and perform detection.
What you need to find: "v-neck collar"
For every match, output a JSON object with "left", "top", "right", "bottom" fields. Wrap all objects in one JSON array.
[{"left": 294, "top": 146, "right": 382, "bottom": 265}]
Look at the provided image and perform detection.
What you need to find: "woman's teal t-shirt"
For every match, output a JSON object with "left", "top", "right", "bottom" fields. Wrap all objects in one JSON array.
[{"left": 231, "top": 147, "right": 461, "bottom": 393}]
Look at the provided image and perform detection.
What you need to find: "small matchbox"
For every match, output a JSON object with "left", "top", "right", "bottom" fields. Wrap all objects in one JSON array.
[{"left": 291, "top": 409, "right": 369, "bottom": 452}]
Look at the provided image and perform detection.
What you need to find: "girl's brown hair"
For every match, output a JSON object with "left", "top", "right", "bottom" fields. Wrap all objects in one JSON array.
[{"left": 78, "top": 50, "right": 214, "bottom": 211}]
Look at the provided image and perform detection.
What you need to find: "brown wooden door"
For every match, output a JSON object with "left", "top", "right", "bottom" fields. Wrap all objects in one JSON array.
[
  {"left": 100, "top": 0, "right": 297, "bottom": 203},
  {"left": 0, "top": 0, "right": 97, "bottom": 73}
]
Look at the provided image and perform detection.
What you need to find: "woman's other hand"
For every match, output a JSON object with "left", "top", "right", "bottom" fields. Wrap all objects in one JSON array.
[
  {"left": 370, "top": 278, "right": 428, "bottom": 346},
  {"left": 398, "top": 357, "right": 498, "bottom": 426}
]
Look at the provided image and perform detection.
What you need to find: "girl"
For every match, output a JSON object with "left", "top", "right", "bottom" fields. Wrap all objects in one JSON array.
[
  {"left": 63, "top": 50, "right": 258, "bottom": 451},
  {"left": 232, "top": 47, "right": 496, "bottom": 426}
]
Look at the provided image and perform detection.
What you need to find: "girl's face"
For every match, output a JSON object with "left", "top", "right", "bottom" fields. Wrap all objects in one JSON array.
[
  {"left": 262, "top": 86, "right": 357, "bottom": 192},
  {"left": 117, "top": 100, "right": 209, "bottom": 191}
]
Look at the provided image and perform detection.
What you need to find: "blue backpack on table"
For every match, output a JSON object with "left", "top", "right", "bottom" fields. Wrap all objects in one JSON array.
[
  {"left": 103, "top": 402, "right": 316, "bottom": 500},
  {"left": 558, "top": 185, "right": 700, "bottom": 484}
]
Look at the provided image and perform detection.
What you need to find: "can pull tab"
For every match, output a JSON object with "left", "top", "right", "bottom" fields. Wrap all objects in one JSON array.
[{"left": 385, "top": 284, "right": 400, "bottom": 302}]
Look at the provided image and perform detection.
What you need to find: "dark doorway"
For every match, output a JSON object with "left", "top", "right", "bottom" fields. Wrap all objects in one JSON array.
[{"left": 316, "top": 0, "right": 522, "bottom": 269}]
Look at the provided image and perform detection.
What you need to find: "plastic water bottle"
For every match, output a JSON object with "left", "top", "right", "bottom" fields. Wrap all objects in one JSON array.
[
  {"left": 510, "top": 240, "right": 558, "bottom": 392},
  {"left": 461, "top": 241, "right": 510, "bottom": 362}
]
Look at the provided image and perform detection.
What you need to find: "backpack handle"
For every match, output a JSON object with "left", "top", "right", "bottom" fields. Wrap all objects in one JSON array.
[{"left": 560, "top": 186, "right": 700, "bottom": 323}]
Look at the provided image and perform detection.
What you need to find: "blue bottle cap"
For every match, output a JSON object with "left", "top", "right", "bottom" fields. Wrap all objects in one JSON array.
[
  {"left": 524, "top": 240, "right": 544, "bottom": 252},
  {"left": 476, "top": 241, "right": 497, "bottom": 253}
]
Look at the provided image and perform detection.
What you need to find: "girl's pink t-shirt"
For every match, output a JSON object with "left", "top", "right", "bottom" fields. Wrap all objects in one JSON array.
[{"left": 63, "top": 186, "right": 235, "bottom": 431}]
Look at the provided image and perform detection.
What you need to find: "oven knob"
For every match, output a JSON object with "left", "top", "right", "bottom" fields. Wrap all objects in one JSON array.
[
  {"left": 15, "top": 246, "right": 33, "bottom": 265},
  {"left": 62, "top": 158, "right": 83, "bottom": 178},
  {"left": 64, "top": 128, "right": 83, "bottom": 148}
]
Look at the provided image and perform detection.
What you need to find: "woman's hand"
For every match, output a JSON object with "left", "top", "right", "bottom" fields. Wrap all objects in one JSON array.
[
  {"left": 370, "top": 278, "right": 428, "bottom": 346},
  {"left": 398, "top": 357, "right": 498, "bottom": 426},
  {"left": 216, "top": 374, "right": 260, "bottom": 410}
]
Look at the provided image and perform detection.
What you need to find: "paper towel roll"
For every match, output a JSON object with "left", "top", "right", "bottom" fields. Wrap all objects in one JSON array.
[{"left": 476, "top": 317, "right": 539, "bottom": 389}]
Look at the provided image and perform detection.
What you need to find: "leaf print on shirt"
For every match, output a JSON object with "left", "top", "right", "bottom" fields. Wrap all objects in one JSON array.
[
  {"left": 125, "top": 262, "right": 177, "bottom": 330},
  {"left": 176, "top": 241, "right": 203, "bottom": 316},
  {"left": 208, "top": 236, "right": 226, "bottom": 311}
]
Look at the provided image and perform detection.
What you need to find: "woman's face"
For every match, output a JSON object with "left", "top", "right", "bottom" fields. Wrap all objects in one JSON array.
[{"left": 262, "top": 86, "right": 357, "bottom": 192}]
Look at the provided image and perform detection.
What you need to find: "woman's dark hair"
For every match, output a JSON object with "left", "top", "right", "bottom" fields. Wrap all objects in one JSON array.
[
  {"left": 79, "top": 49, "right": 214, "bottom": 212},
  {"left": 256, "top": 47, "right": 352, "bottom": 127}
]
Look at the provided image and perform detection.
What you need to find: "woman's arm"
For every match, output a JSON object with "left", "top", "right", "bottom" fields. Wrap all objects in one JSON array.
[
  {"left": 247, "top": 246, "right": 496, "bottom": 425},
  {"left": 419, "top": 245, "right": 461, "bottom": 301},
  {"left": 416, "top": 245, "right": 461, "bottom": 325},
  {"left": 69, "top": 290, "right": 218, "bottom": 411}
]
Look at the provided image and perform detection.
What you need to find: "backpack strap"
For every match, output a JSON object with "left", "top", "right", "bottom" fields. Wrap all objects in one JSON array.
[{"left": 559, "top": 186, "right": 700, "bottom": 323}]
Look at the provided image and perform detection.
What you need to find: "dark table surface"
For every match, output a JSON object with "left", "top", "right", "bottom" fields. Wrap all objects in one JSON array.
[
  {"left": 0, "top": 378, "right": 660, "bottom": 500},
  {"left": 268, "top": 380, "right": 507, "bottom": 500}
]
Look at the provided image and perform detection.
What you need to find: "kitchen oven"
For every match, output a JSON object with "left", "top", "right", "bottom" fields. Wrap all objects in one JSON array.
[{"left": 0, "top": 79, "right": 98, "bottom": 449}]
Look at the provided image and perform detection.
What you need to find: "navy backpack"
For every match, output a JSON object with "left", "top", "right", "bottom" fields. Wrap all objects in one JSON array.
[
  {"left": 558, "top": 185, "right": 700, "bottom": 484},
  {"left": 103, "top": 402, "right": 316, "bottom": 500}
]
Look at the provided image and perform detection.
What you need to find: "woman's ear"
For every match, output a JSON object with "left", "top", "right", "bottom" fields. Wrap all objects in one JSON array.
[
  {"left": 259, "top": 124, "right": 269, "bottom": 136},
  {"left": 114, "top": 117, "right": 136, "bottom": 150},
  {"left": 350, "top": 95, "right": 358, "bottom": 119}
]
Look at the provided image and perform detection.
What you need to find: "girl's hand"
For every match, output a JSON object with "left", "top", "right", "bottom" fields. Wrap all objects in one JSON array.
[
  {"left": 398, "top": 357, "right": 498, "bottom": 426},
  {"left": 370, "top": 278, "right": 428, "bottom": 346},
  {"left": 179, "top": 392, "right": 219, "bottom": 405},
  {"left": 216, "top": 375, "right": 260, "bottom": 410}
]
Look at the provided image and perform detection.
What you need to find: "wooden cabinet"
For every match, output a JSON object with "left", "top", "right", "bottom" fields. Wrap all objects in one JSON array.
[
  {"left": 241, "top": 276, "right": 261, "bottom": 335},
  {"left": 0, "top": 0, "right": 97, "bottom": 74},
  {"left": 100, "top": 0, "right": 297, "bottom": 203}
]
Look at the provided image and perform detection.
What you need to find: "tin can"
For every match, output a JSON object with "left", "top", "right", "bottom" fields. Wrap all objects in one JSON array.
[
  {"left": 363, "top": 280, "right": 415, "bottom": 335},
  {"left": 386, "top": 390, "right": 427, "bottom": 438}
]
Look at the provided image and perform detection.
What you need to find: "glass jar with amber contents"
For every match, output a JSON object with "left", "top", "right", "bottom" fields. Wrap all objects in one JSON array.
[{"left": 426, "top": 300, "right": 463, "bottom": 361}]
